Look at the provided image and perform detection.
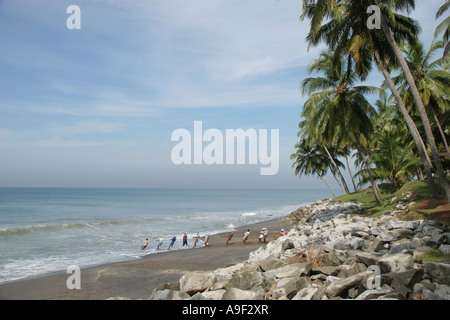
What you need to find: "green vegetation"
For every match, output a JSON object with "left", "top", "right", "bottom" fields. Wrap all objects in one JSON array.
[
  {"left": 292, "top": 1, "right": 450, "bottom": 204},
  {"left": 417, "top": 247, "right": 450, "bottom": 263},
  {"left": 334, "top": 180, "right": 450, "bottom": 225}
]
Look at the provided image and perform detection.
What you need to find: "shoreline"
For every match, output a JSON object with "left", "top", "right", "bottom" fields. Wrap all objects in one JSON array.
[{"left": 0, "top": 216, "right": 293, "bottom": 300}]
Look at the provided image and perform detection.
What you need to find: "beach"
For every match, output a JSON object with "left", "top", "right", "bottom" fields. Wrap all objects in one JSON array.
[{"left": 0, "top": 217, "right": 292, "bottom": 300}]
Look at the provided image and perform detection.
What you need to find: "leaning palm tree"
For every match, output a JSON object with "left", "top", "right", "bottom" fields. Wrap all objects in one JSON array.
[
  {"left": 393, "top": 39, "right": 450, "bottom": 154},
  {"left": 300, "top": 0, "right": 447, "bottom": 200},
  {"left": 299, "top": 50, "right": 382, "bottom": 203},
  {"left": 290, "top": 138, "right": 337, "bottom": 197},
  {"left": 375, "top": 0, "right": 450, "bottom": 200}
]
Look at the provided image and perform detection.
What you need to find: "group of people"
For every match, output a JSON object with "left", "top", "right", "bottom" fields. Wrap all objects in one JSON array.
[{"left": 142, "top": 228, "right": 287, "bottom": 250}]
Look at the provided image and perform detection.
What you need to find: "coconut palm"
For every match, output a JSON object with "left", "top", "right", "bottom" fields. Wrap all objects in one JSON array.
[
  {"left": 290, "top": 138, "right": 338, "bottom": 197},
  {"left": 393, "top": 39, "right": 450, "bottom": 154},
  {"left": 300, "top": 0, "right": 447, "bottom": 200},
  {"left": 299, "top": 49, "right": 382, "bottom": 203},
  {"left": 356, "top": 125, "right": 420, "bottom": 189}
]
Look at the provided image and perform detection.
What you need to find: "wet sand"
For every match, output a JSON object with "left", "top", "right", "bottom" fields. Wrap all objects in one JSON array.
[{"left": 0, "top": 217, "right": 292, "bottom": 300}]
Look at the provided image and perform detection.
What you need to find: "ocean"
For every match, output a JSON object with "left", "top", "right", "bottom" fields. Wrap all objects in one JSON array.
[{"left": 0, "top": 187, "right": 333, "bottom": 284}]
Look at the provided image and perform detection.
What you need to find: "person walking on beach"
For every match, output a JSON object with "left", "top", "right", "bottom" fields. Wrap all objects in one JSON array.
[
  {"left": 168, "top": 236, "right": 176, "bottom": 250},
  {"left": 157, "top": 236, "right": 164, "bottom": 250},
  {"left": 182, "top": 232, "right": 189, "bottom": 248},
  {"left": 141, "top": 238, "right": 149, "bottom": 250},
  {"left": 193, "top": 232, "right": 200, "bottom": 248},
  {"left": 243, "top": 229, "right": 250, "bottom": 244},
  {"left": 204, "top": 231, "right": 210, "bottom": 246},
  {"left": 226, "top": 231, "right": 233, "bottom": 245},
  {"left": 262, "top": 228, "right": 269, "bottom": 244},
  {"left": 280, "top": 229, "right": 286, "bottom": 236}
]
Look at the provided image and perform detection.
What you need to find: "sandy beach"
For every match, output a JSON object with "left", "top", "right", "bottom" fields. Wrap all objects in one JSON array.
[{"left": 0, "top": 217, "right": 292, "bottom": 300}]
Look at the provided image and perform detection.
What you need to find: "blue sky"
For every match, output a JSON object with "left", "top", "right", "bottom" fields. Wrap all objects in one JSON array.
[{"left": 0, "top": 0, "right": 445, "bottom": 189}]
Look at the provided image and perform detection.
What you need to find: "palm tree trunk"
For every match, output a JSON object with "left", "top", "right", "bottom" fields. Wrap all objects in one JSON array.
[
  {"left": 345, "top": 153, "right": 358, "bottom": 192},
  {"left": 319, "top": 175, "right": 336, "bottom": 198},
  {"left": 372, "top": 50, "right": 442, "bottom": 199},
  {"left": 356, "top": 141, "right": 382, "bottom": 205},
  {"left": 379, "top": 16, "right": 450, "bottom": 200},
  {"left": 324, "top": 146, "right": 350, "bottom": 194},
  {"left": 431, "top": 108, "right": 450, "bottom": 154}
]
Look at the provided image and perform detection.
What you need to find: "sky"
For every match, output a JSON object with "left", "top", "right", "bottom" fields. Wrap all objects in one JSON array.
[{"left": 0, "top": 0, "right": 445, "bottom": 190}]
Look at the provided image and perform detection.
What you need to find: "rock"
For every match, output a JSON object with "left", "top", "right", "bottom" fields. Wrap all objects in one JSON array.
[
  {"left": 355, "top": 252, "right": 381, "bottom": 267},
  {"left": 382, "top": 269, "right": 424, "bottom": 292},
  {"left": 379, "top": 228, "right": 414, "bottom": 242},
  {"left": 282, "top": 239, "right": 295, "bottom": 251},
  {"left": 225, "top": 270, "right": 263, "bottom": 290},
  {"left": 434, "top": 284, "right": 450, "bottom": 300},
  {"left": 425, "top": 262, "right": 450, "bottom": 285},
  {"left": 367, "top": 236, "right": 388, "bottom": 252},
  {"left": 222, "top": 287, "right": 265, "bottom": 300},
  {"left": 150, "top": 289, "right": 190, "bottom": 300},
  {"left": 337, "top": 262, "right": 367, "bottom": 278},
  {"left": 439, "top": 244, "right": 450, "bottom": 255},
  {"left": 325, "top": 271, "right": 371, "bottom": 298},
  {"left": 273, "top": 277, "right": 312, "bottom": 299},
  {"left": 265, "top": 262, "right": 312, "bottom": 279},
  {"left": 389, "top": 239, "right": 412, "bottom": 254},
  {"left": 355, "top": 284, "right": 394, "bottom": 300},
  {"left": 197, "top": 289, "right": 227, "bottom": 300},
  {"left": 179, "top": 271, "right": 214, "bottom": 295},
  {"left": 292, "top": 287, "right": 324, "bottom": 300},
  {"left": 377, "top": 253, "right": 414, "bottom": 273},
  {"left": 258, "top": 259, "right": 287, "bottom": 272},
  {"left": 311, "top": 266, "right": 342, "bottom": 276}
]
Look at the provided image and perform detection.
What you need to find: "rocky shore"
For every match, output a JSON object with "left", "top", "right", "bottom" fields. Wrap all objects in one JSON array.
[{"left": 150, "top": 199, "right": 450, "bottom": 300}]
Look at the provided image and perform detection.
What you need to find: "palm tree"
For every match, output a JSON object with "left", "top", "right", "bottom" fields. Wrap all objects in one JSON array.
[
  {"left": 291, "top": 139, "right": 337, "bottom": 197},
  {"left": 300, "top": 0, "right": 447, "bottom": 200},
  {"left": 435, "top": 0, "right": 450, "bottom": 56},
  {"left": 394, "top": 39, "right": 450, "bottom": 154},
  {"left": 364, "top": 125, "right": 420, "bottom": 189},
  {"left": 375, "top": 1, "right": 450, "bottom": 200},
  {"left": 299, "top": 49, "right": 382, "bottom": 203}
]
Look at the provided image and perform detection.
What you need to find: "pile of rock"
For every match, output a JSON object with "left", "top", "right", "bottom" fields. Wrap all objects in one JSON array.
[
  {"left": 150, "top": 200, "right": 450, "bottom": 300},
  {"left": 286, "top": 199, "right": 364, "bottom": 224}
]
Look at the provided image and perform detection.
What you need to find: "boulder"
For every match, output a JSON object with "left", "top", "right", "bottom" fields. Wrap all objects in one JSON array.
[
  {"left": 337, "top": 262, "right": 367, "bottom": 278},
  {"left": 355, "top": 284, "right": 394, "bottom": 300},
  {"left": 179, "top": 271, "right": 214, "bottom": 295},
  {"left": 195, "top": 289, "right": 227, "bottom": 300},
  {"left": 224, "top": 268, "right": 264, "bottom": 290},
  {"left": 377, "top": 253, "right": 414, "bottom": 273},
  {"left": 258, "top": 259, "right": 287, "bottom": 272},
  {"left": 150, "top": 289, "right": 190, "bottom": 300},
  {"left": 265, "top": 262, "right": 312, "bottom": 279},
  {"left": 273, "top": 277, "right": 312, "bottom": 299},
  {"left": 325, "top": 271, "right": 371, "bottom": 298},
  {"left": 389, "top": 239, "right": 412, "bottom": 254},
  {"left": 381, "top": 269, "right": 424, "bottom": 291},
  {"left": 222, "top": 287, "right": 265, "bottom": 300},
  {"left": 292, "top": 287, "right": 324, "bottom": 300},
  {"left": 355, "top": 252, "right": 381, "bottom": 267},
  {"left": 425, "top": 262, "right": 450, "bottom": 285},
  {"left": 440, "top": 244, "right": 450, "bottom": 255},
  {"left": 379, "top": 229, "right": 414, "bottom": 242}
]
